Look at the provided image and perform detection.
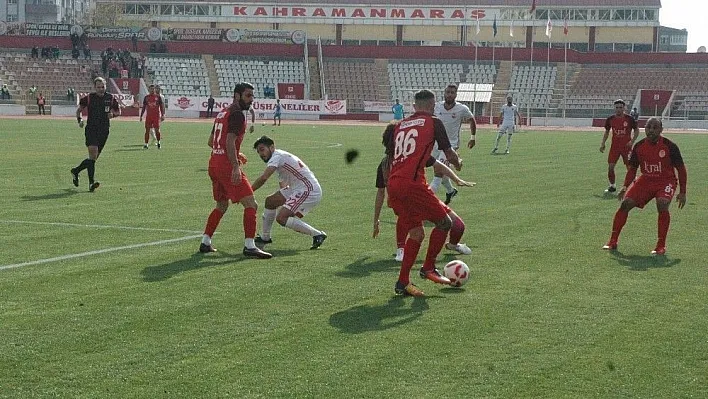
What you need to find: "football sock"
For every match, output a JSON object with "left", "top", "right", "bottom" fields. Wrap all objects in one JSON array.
[
  {"left": 398, "top": 237, "right": 422, "bottom": 285},
  {"left": 422, "top": 227, "right": 448, "bottom": 270},
  {"left": 86, "top": 159, "right": 96, "bottom": 184},
  {"left": 262, "top": 208, "right": 277, "bottom": 240},
  {"left": 144, "top": 129, "right": 150, "bottom": 144},
  {"left": 201, "top": 234, "right": 211, "bottom": 246},
  {"left": 657, "top": 210, "right": 670, "bottom": 248},
  {"left": 243, "top": 207, "right": 257, "bottom": 240},
  {"left": 449, "top": 216, "right": 465, "bottom": 245},
  {"left": 204, "top": 208, "right": 224, "bottom": 238},
  {"left": 285, "top": 217, "right": 321, "bottom": 236},
  {"left": 150, "top": 129, "right": 157, "bottom": 141},
  {"left": 75, "top": 158, "right": 91, "bottom": 173},
  {"left": 506, "top": 134, "right": 513, "bottom": 151},
  {"left": 156, "top": 131, "right": 161, "bottom": 141},
  {"left": 610, "top": 209, "right": 629, "bottom": 243},
  {"left": 441, "top": 177, "right": 455, "bottom": 194},
  {"left": 245, "top": 238, "right": 256, "bottom": 249},
  {"left": 494, "top": 132, "right": 504, "bottom": 149},
  {"left": 395, "top": 219, "right": 408, "bottom": 249},
  {"left": 429, "top": 176, "right": 443, "bottom": 192},
  {"left": 608, "top": 169, "right": 616, "bottom": 185}
]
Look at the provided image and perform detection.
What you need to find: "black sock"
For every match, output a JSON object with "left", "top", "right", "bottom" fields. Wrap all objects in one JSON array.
[
  {"left": 87, "top": 159, "right": 96, "bottom": 184},
  {"left": 75, "top": 158, "right": 91, "bottom": 173}
]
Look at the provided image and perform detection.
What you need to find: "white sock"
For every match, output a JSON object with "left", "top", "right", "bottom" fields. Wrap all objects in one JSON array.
[
  {"left": 506, "top": 134, "right": 512, "bottom": 150},
  {"left": 429, "top": 176, "right": 443, "bottom": 192},
  {"left": 262, "top": 208, "right": 277, "bottom": 240},
  {"left": 201, "top": 234, "right": 211, "bottom": 245},
  {"left": 244, "top": 238, "right": 256, "bottom": 249},
  {"left": 494, "top": 132, "right": 503, "bottom": 149},
  {"left": 285, "top": 217, "right": 320, "bottom": 236},
  {"left": 441, "top": 177, "right": 454, "bottom": 194},
  {"left": 150, "top": 130, "right": 157, "bottom": 141}
]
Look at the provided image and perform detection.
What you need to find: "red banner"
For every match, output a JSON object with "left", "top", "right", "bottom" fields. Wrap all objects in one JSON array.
[
  {"left": 277, "top": 83, "right": 305, "bottom": 100},
  {"left": 640, "top": 89, "right": 673, "bottom": 116}
]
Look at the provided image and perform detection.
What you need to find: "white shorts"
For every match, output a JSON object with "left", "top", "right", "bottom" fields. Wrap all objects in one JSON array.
[
  {"left": 281, "top": 186, "right": 322, "bottom": 217},
  {"left": 499, "top": 124, "right": 515, "bottom": 135}
]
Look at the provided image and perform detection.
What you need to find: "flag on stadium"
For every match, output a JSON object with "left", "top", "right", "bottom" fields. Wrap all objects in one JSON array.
[
  {"left": 530, "top": 0, "right": 537, "bottom": 13},
  {"left": 493, "top": 14, "right": 498, "bottom": 37},
  {"left": 510, "top": 19, "right": 514, "bottom": 37},
  {"left": 546, "top": 16, "right": 553, "bottom": 38},
  {"left": 563, "top": 18, "right": 569, "bottom": 35},
  {"left": 476, "top": 14, "right": 481, "bottom": 35}
]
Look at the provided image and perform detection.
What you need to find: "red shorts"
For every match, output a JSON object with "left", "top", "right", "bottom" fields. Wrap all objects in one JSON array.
[
  {"left": 387, "top": 178, "right": 449, "bottom": 229},
  {"left": 625, "top": 176, "right": 677, "bottom": 209},
  {"left": 608, "top": 143, "right": 631, "bottom": 165},
  {"left": 145, "top": 118, "right": 160, "bottom": 129},
  {"left": 208, "top": 166, "right": 254, "bottom": 203}
]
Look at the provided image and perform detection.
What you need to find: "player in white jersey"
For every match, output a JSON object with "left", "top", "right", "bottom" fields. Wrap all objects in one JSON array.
[
  {"left": 492, "top": 95, "right": 521, "bottom": 155},
  {"left": 250, "top": 135, "right": 327, "bottom": 249},
  {"left": 431, "top": 84, "right": 477, "bottom": 205}
]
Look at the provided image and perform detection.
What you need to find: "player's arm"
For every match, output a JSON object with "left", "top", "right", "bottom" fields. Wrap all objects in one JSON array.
[
  {"left": 432, "top": 160, "right": 475, "bottom": 187},
  {"left": 248, "top": 109, "right": 255, "bottom": 133},
  {"left": 466, "top": 115, "right": 477, "bottom": 149},
  {"left": 618, "top": 146, "right": 640, "bottom": 200},
  {"left": 515, "top": 110, "right": 521, "bottom": 125},
  {"left": 159, "top": 96, "right": 165, "bottom": 121},
  {"left": 434, "top": 119, "right": 460, "bottom": 170},
  {"left": 251, "top": 166, "right": 277, "bottom": 191},
  {"left": 628, "top": 118, "right": 639, "bottom": 148},
  {"left": 109, "top": 96, "right": 121, "bottom": 118},
  {"left": 208, "top": 124, "right": 215, "bottom": 148},
  {"left": 76, "top": 96, "right": 87, "bottom": 127},
  {"left": 226, "top": 112, "right": 246, "bottom": 184},
  {"left": 601, "top": 118, "right": 611, "bottom": 152},
  {"left": 670, "top": 142, "right": 688, "bottom": 209},
  {"left": 373, "top": 160, "right": 388, "bottom": 238},
  {"left": 140, "top": 97, "right": 147, "bottom": 119}
]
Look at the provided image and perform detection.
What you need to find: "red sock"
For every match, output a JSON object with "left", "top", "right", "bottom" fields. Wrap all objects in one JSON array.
[
  {"left": 449, "top": 217, "right": 465, "bottom": 245},
  {"left": 608, "top": 169, "right": 616, "bottom": 185},
  {"left": 423, "top": 227, "right": 448, "bottom": 270},
  {"left": 657, "top": 210, "right": 670, "bottom": 248},
  {"left": 156, "top": 131, "right": 161, "bottom": 141},
  {"left": 398, "top": 238, "right": 422, "bottom": 285},
  {"left": 144, "top": 129, "right": 150, "bottom": 144},
  {"left": 395, "top": 219, "right": 408, "bottom": 249},
  {"left": 204, "top": 208, "right": 224, "bottom": 237},
  {"left": 610, "top": 209, "right": 629, "bottom": 243},
  {"left": 243, "top": 207, "right": 257, "bottom": 239}
]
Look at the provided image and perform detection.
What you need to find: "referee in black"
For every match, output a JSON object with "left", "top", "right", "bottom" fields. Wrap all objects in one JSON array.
[{"left": 71, "top": 77, "right": 120, "bottom": 192}]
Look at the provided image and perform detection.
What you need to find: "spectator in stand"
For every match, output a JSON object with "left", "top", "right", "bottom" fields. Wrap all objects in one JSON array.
[
  {"left": 28, "top": 85, "right": 37, "bottom": 97},
  {"left": 1, "top": 84, "right": 10, "bottom": 100},
  {"left": 83, "top": 45, "right": 91, "bottom": 60},
  {"left": 206, "top": 94, "right": 215, "bottom": 118},
  {"left": 31, "top": 46, "right": 39, "bottom": 58},
  {"left": 132, "top": 34, "right": 139, "bottom": 52},
  {"left": 37, "top": 93, "right": 46, "bottom": 115},
  {"left": 72, "top": 47, "right": 80, "bottom": 59},
  {"left": 52, "top": 46, "right": 60, "bottom": 59},
  {"left": 67, "top": 87, "right": 75, "bottom": 102},
  {"left": 630, "top": 107, "right": 639, "bottom": 122}
]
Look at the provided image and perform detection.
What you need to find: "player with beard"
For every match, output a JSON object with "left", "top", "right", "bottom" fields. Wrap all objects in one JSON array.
[
  {"left": 431, "top": 84, "right": 476, "bottom": 205},
  {"left": 198, "top": 82, "right": 272, "bottom": 259}
]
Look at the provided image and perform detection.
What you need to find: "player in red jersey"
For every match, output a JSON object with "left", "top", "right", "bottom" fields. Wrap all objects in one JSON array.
[
  {"left": 199, "top": 82, "right": 272, "bottom": 259},
  {"left": 600, "top": 99, "right": 639, "bottom": 193},
  {"left": 603, "top": 117, "right": 687, "bottom": 255},
  {"left": 386, "top": 90, "right": 462, "bottom": 296},
  {"left": 140, "top": 84, "right": 165, "bottom": 149}
]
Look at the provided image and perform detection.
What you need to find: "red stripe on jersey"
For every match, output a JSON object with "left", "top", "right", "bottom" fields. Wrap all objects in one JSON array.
[{"left": 282, "top": 163, "right": 314, "bottom": 191}]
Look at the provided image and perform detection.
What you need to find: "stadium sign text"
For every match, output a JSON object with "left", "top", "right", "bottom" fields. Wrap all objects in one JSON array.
[{"left": 226, "top": 6, "right": 496, "bottom": 23}]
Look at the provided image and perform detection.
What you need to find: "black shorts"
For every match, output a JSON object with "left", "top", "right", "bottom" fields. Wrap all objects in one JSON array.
[{"left": 85, "top": 127, "right": 110, "bottom": 151}]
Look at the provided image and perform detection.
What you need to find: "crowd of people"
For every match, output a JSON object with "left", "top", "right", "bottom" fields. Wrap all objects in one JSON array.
[{"left": 101, "top": 47, "right": 146, "bottom": 79}]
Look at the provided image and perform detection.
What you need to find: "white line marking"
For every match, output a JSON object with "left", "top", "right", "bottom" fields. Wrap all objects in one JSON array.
[
  {"left": 0, "top": 234, "right": 202, "bottom": 271},
  {"left": 0, "top": 220, "right": 201, "bottom": 234}
]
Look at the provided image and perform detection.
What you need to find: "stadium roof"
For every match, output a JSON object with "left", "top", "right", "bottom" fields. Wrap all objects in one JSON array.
[{"left": 217, "top": 1, "right": 662, "bottom": 6}]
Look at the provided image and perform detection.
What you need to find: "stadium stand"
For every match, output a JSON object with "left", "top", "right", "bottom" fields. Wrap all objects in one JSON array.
[
  {"left": 507, "top": 64, "right": 557, "bottom": 110},
  {"left": 0, "top": 51, "right": 97, "bottom": 102},
  {"left": 388, "top": 61, "right": 465, "bottom": 102},
  {"left": 214, "top": 57, "right": 305, "bottom": 98},
  {"left": 146, "top": 55, "right": 210, "bottom": 97}
]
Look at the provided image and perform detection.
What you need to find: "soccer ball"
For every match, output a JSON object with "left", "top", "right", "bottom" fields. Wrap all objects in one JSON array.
[{"left": 443, "top": 260, "right": 470, "bottom": 287}]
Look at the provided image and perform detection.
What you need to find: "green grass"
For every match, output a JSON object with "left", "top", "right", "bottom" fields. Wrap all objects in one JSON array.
[{"left": 0, "top": 119, "right": 706, "bottom": 398}]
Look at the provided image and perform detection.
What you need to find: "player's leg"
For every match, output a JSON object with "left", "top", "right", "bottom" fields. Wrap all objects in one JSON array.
[
  {"left": 85, "top": 143, "right": 100, "bottom": 191},
  {"left": 445, "top": 209, "right": 471, "bottom": 255},
  {"left": 239, "top": 194, "right": 272, "bottom": 258},
  {"left": 275, "top": 190, "right": 326, "bottom": 249},
  {"left": 606, "top": 148, "right": 621, "bottom": 192},
  {"left": 428, "top": 150, "right": 445, "bottom": 192},
  {"left": 492, "top": 126, "right": 506, "bottom": 153},
  {"left": 155, "top": 125, "right": 162, "bottom": 149},
  {"left": 605, "top": 182, "right": 646, "bottom": 249},
  {"left": 201, "top": 195, "right": 228, "bottom": 253},
  {"left": 258, "top": 191, "right": 286, "bottom": 243},
  {"left": 505, "top": 127, "right": 514, "bottom": 154},
  {"left": 144, "top": 122, "right": 151, "bottom": 149},
  {"left": 395, "top": 223, "right": 425, "bottom": 296},
  {"left": 440, "top": 155, "right": 457, "bottom": 203},
  {"left": 417, "top": 188, "right": 452, "bottom": 284},
  {"left": 653, "top": 183, "right": 675, "bottom": 255}
]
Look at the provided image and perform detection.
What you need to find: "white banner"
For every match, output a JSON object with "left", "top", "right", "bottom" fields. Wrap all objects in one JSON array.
[
  {"left": 363, "top": 101, "right": 414, "bottom": 113},
  {"left": 223, "top": 5, "right": 498, "bottom": 25},
  {"left": 168, "top": 96, "right": 347, "bottom": 115}
]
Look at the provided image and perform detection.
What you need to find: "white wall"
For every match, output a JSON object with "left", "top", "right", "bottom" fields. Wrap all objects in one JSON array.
[
  {"left": 51, "top": 105, "right": 78, "bottom": 116},
  {"left": 0, "top": 105, "right": 26, "bottom": 116}
]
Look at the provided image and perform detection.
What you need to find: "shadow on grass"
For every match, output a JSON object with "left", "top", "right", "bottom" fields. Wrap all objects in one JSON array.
[
  {"left": 114, "top": 146, "right": 148, "bottom": 152},
  {"left": 141, "top": 248, "right": 301, "bottom": 282},
  {"left": 593, "top": 193, "right": 619, "bottom": 200},
  {"left": 610, "top": 251, "right": 681, "bottom": 271},
  {"left": 336, "top": 256, "right": 399, "bottom": 278},
  {"left": 329, "top": 296, "right": 432, "bottom": 334},
  {"left": 21, "top": 188, "right": 80, "bottom": 201}
]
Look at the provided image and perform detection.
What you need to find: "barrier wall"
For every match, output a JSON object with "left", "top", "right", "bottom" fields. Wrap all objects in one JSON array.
[{"left": 0, "top": 105, "right": 26, "bottom": 115}]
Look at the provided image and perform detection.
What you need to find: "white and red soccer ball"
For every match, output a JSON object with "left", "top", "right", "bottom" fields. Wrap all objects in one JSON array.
[{"left": 443, "top": 260, "right": 470, "bottom": 287}]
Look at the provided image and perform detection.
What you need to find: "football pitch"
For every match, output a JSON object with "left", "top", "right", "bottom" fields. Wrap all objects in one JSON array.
[{"left": 0, "top": 118, "right": 706, "bottom": 397}]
